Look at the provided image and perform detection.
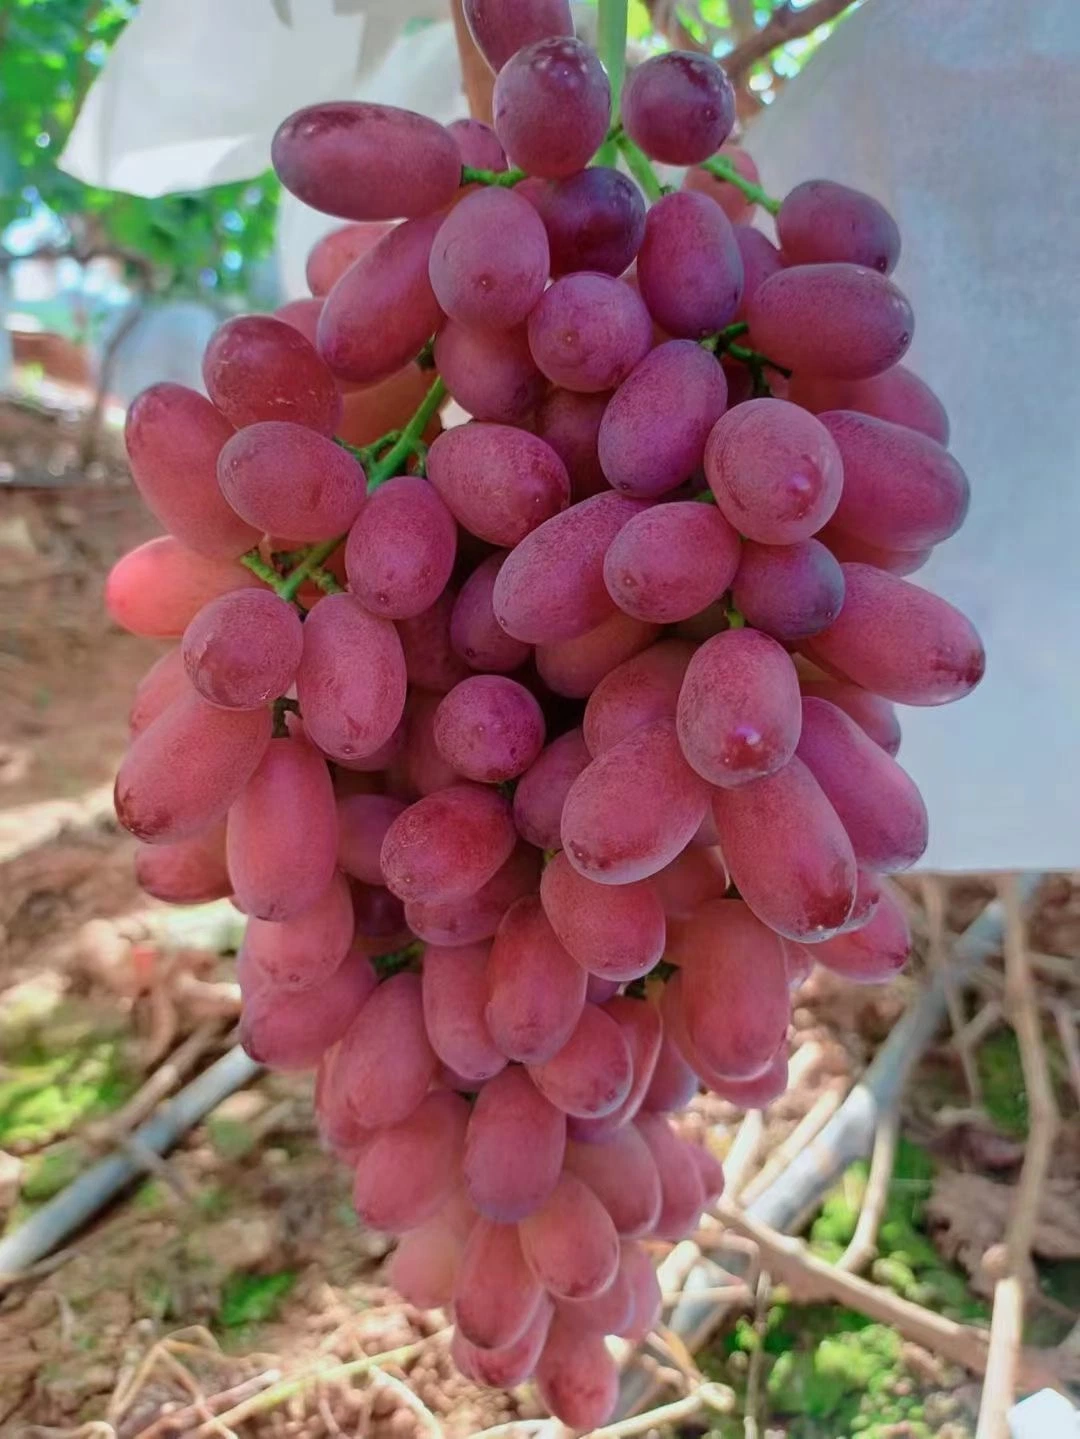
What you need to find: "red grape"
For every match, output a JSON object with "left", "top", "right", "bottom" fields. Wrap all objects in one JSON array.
[
  {"left": 344, "top": 475, "right": 457, "bottom": 620},
  {"left": 536, "top": 610, "right": 659, "bottom": 698},
  {"left": 454, "top": 1220, "right": 544, "bottom": 1350},
  {"left": 462, "top": 0, "right": 574, "bottom": 72},
  {"left": 512, "top": 727, "right": 592, "bottom": 849},
  {"left": 777, "top": 179, "right": 901, "bottom": 274},
  {"left": 381, "top": 784, "right": 516, "bottom": 903},
  {"left": 434, "top": 674, "right": 546, "bottom": 782},
  {"left": 427, "top": 422, "right": 569, "bottom": 546},
  {"left": 527, "top": 272, "right": 652, "bottom": 392},
  {"left": 527, "top": 1004, "right": 634, "bottom": 1118},
  {"left": 181, "top": 588, "right": 302, "bottom": 710},
  {"left": 203, "top": 314, "right": 341, "bottom": 435},
  {"left": 485, "top": 895, "right": 587, "bottom": 1062},
  {"left": 351, "top": 1090, "right": 469, "bottom": 1232},
  {"left": 523, "top": 167, "right": 645, "bottom": 277},
  {"left": 450, "top": 553, "right": 532, "bottom": 674},
  {"left": 218, "top": 421, "right": 365, "bottom": 541},
  {"left": 305, "top": 221, "right": 391, "bottom": 296},
  {"left": 636, "top": 190, "right": 743, "bottom": 337},
  {"left": 493, "top": 38, "right": 610, "bottom": 181},
  {"left": 813, "top": 881, "right": 911, "bottom": 983},
  {"left": 604, "top": 501, "right": 741, "bottom": 623},
  {"left": 421, "top": 942, "right": 507, "bottom": 1082},
  {"left": 434, "top": 322, "right": 545, "bottom": 424},
  {"left": 583, "top": 640, "right": 695, "bottom": 756},
  {"left": 621, "top": 51, "right": 735, "bottom": 165},
  {"left": 296, "top": 593, "right": 407, "bottom": 762},
  {"left": 463, "top": 1065, "right": 566, "bottom": 1221},
  {"left": 429, "top": 187, "right": 549, "bottom": 330},
  {"left": 732, "top": 539, "right": 846, "bottom": 641},
  {"left": 134, "top": 824, "right": 229, "bottom": 905},
  {"left": 540, "top": 850, "right": 665, "bottom": 981}
]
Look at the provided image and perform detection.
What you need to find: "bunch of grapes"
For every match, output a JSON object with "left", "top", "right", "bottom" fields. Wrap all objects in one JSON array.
[{"left": 108, "top": 0, "right": 984, "bottom": 1426}]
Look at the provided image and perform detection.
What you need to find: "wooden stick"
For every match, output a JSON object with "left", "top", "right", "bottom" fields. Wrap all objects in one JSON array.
[
  {"left": 591, "top": 1383, "right": 734, "bottom": 1437},
  {"left": 450, "top": 0, "right": 495, "bottom": 122},
  {"left": 837, "top": 1101, "right": 899, "bottom": 1274},
  {"left": 723, "top": 1110, "right": 764, "bottom": 1198},
  {"left": 921, "top": 874, "right": 982, "bottom": 1102},
  {"left": 739, "top": 1081, "right": 847, "bottom": 1206}
]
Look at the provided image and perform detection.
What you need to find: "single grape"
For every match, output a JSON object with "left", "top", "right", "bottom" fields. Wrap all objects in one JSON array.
[
  {"left": 305, "top": 220, "right": 391, "bottom": 296},
  {"left": 407, "top": 843, "right": 541, "bottom": 947},
  {"left": 381, "top": 784, "right": 516, "bottom": 904},
  {"left": 134, "top": 824, "right": 230, "bottom": 905},
  {"left": 344, "top": 476, "right": 456, "bottom": 620},
  {"left": 446, "top": 116, "right": 508, "bottom": 170},
  {"left": 839, "top": 868, "right": 884, "bottom": 935},
  {"left": 492, "top": 37, "right": 610, "bottom": 180},
  {"left": 352, "top": 1091, "right": 470, "bottom": 1233},
  {"left": 240, "top": 949, "right": 377, "bottom": 1070},
  {"left": 528, "top": 1004, "right": 633, "bottom": 1119},
  {"left": 427, "top": 422, "right": 569, "bottom": 546},
  {"left": 818, "top": 523, "right": 931, "bottom": 576},
  {"left": 732, "top": 539, "right": 846, "bottom": 641},
  {"left": 450, "top": 553, "right": 532, "bottom": 674},
  {"left": 434, "top": 674, "right": 546, "bottom": 782},
  {"left": 429, "top": 187, "right": 549, "bottom": 331},
  {"left": 733, "top": 224, "right": 784, "bottom": 318},
  {"left": 389, "top": 1211, "right": 467, "bottom": 1311},
  {"left": 512, "top": 727, "right": 591, "bottom": 850},
  {"left": 336, "top": 793, "right": 406, "bottom": 884},
  {"left": 522, "top": 167, "right": 646, "bottom": 277},
  {"left": 238, "top": 871, "right": 354, "bottom": 991},
  {"left": 536, "top": 611, "right": 659, "bottom": 699},
  {"left": 527, "top": 272, "right": 653, "bottom": 393},
  {"left": 813, "top": 881, "right": 911, "bottom": 982},
  {"left": 463, "top": 1065, "right": 566, "bottom": 1221},
  {"left": 181, "top": 588, "right": 302, "bottom": 711},
  {"left": 788, "top": 364, "right": 950, "bottom": 444},
  {"left": 434, "top": 322, "right": 545, "bottom": 424},
  {"left": 454, "top": 1221, "right": 544, "bottom": 1351},
  {"left": 604, "top": 501, "right": 741, "bottom": 624},
  {"left": 202, "top": 314, "right": 341, "bottom": 435},
  {"left": 636, "top": 191, "right": 743, "bottom": 338},
  {"left": 462, "top": 0, "right": 574, "bottom": 71},
  {"left": 777, "top": 179, "right": 901, "bottom": 274},
  {"left": 570, "top": 996, "right": 663, "bottom": 1141},
  {"left": 683, "top": 143, "right": 761, "bottom": 225},
  {"left": 129, "top": 648, "right": 189, "bottom": 736},
  {"left": 540, "top": 851, "right": 664, "bottom": 981},
  {"left": 582, "top": 640, "right": 695, "bottom": 756},
  {"left": 485, "top": 895, "right": 587, "bottom": 1062},
  {"left": 533, "top": 389, "right": 610, "bottom": 501},
  {"left": 217, "top": 421, "right": 365, "bottom": 541},
  {"left": 555, "top": 1247, "right": 635, "bottom": 1335},
  {"left": 621, "top": 50, "right": 735, "bottom": 164},
  {"left": 650, "top": 845, "right": 729, "bottom": 918},
  {"left": 640, "top": 1033, "right": 700, "bottom": 1114},
  {"left": 635, "top": 1114, "right": 707, "bottom": 1241},
  {"left": 397, "top": 589, "right": 472, "bottom": 694},
  {"left": 709, "top": 1048, "right": 790, "bottom": 1107},
  {"left": 519, "top": 1172, "right": 620, "bottom": 1299},
  {"left": 563, "top": 1127, "right": 662, "bottom": 1237},
  {"left": 799, "top": 679, "right": 901, "bottom": 755},
  {"left": 296, "top": 593, "right": 407, "bottom": 762},
  {"left": 335, "top": 972, "right": 437, "bottom": 1128},
  {"left": 454, "top": 1299, "right": 554, "bottom": 1389},
  {"left": 421, "top": 942, "right": 508, "bottom": 1082},
  {"left": 536, "top": 1316, "right": 618, "bottom": 1427}
]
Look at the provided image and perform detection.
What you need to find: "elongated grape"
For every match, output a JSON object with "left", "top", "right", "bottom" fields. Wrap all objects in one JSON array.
[
  {"left": 819, "top": 523, "right": 931, "bottom": 576},
  {"left": 683, "top": 144, "right": 760, "bottom": 225},
  {"left": 556, "top": 1247, "right": 635, "bottom": 1335},
  {"left": 536, "top": 612, "right": 659, "bottom": 699},
  {"left": 533, "top": 389, "right": 609, "bottom": 501},
  {"left": 336, "top": 793, "right": 406, "bottom": 884},
  {"left": 563, "top": 1127, "right": 662, "bottom": 1237},
  {"left": 124, "top": 384, "right": 258, "bottom": 558},
  {"left": 344, "top": 476, "right": 456, "bottom": 620},
  {"left": 732, "top": 539, "right": 845, "bottom": 641},
  {"left": 129, "top": 648, "right": 189, "bottom": 736},
  {"left": 524, "top": 167, "right": 645, "bottom": 277},
  {"left": 527, "top": 273, "right": 652, "bottom": 393},
  {"left": 704, "top": 398, "right": 842, "bottom": 543},
  {"left": 839, "top": 868, "right": 883, "bottom": 935},
  {"left": 797, "top": 697, "right": 928, "bottom": 870},
  {"left": 747, "top": 264, "right": 914, "bottom": 380},
  {"left": 463, "top": 1065, "right": 566, "bottom": 1221},
  {"left": 392, "top": 689, "right": 459, "bottom": 796},
  {"left": 421, "top": 942, "right": 507, "bottom": 1082},
  {"left": 227, "top": 735, "right": 336, "bottom": 920},
  {"left": 434, "top": 322, "right": 545, "bottom": 424},
  {"left": 316, "top": 213, "right": 444, "bottom": 385},
  {"left": 352, "top": 1091, "right": 469, "bottom": 1232},
  {"left": 463, "top": 0, "right": 573, "bottom": 70},
  {"left": 621, "top": 51, "right": 735, "bottom": 164},
  {"left": 485, "top": 895, "right": 587, "bottom": 1062},
  {"left": 217, "top": 421, "right": 364, "bottom": 542},
  {"left": 650, "top": 845, "right": 729, "bottom": 918},
  {"left": 789, "top": 364, "right": 950, "bottom": 444},
  {"left": 296, "top": 593, "right": 407, "bottom": 762},
  {"left": 583, "top": 641, "right": 695, "bottom": 756},
  {"left": 407, "top": 843, "right": 541, "bottom": 948},
  {"left": 640, "top": 1033, "right": 700, "bottom": 1113},
  {"left": 512, "top": 727, "right": 591, "bottom": 849},
  {"left": 238, "top": 870, "right": 354, "bottom": 991},
  {"left": 536, "top": 1315, "right": 618, "bottom": 1428},
  {"left": 677, "top": 628, "right": 802, "bottom": 787},
  {"left": 115, "top": 691, "right": 271, "bottom": 844},
  {"left": 272, "top": 102, "right": 461, "bottom": 221},
  {"left": 734, "top": 224, "right": 784, "bottom": 317},
  {"left": 677, "top": 900, "right": 790, "bottom": 1078},
  {"left": 202, "top": 315, "right": 341, "bottom": 435},
  {"left": 447, "top": 116, "right": 508, "bottom": 170},
  {"left": 821, "top": 410, "right": 969, "bottom": 551},
  {"left": 239, "top": 949, "right": 376, "bottom": 1070},
  {"left": 335, "top": 972, "right": 437, "bottom": 1129},
  {"left": 135, "top": 824, "right": 229, "bottom": 905},
  {"left": 273, "top": 296, "right": 322, "bottom": 343},
  {"left": 429, "top": 188, "right": 549, "bottom": 332},
  {"left": 800, "top": 679, "right": 901, "bottom": 755},
  {"left": 635, "top": 1114, "right": 706, "bottom": 1241},
  {"left": 107, "top": 538, "right": 263, "bottom": 640},
  {"left": 603, "top": 502, "right": 740, "bottom": 624},
  {"left": 712, "top": 756, "right": 857, "bottom": 940},
  {"left": 181, "top": 589, "right": 302, "bottom": 711},
  {"left": 562, "top": 720, "right": 709, "bottom": 884},
  {"left": 450, "top": 554, "right": 531, "bottom": 675},
  {"left": 528, "top": 1005, "right": 633, "bottom": 1119},
  {"left": 519, "top": 1172, "right": 619, "bottom": 1299},
  {"left": 597, "top": 340, "right": 728, "bottom": 498},
  {"left": 434, "top": 675, "right": 546, "bottom": 783},
  {"left": 569, "top": 996, "right": 662, "bottom": 1141},
  {"left": 305, "top": 221, "right": 392, "bottom": 296},
  {"left": 777, "top": 179, "right": 900, "bottom": 274},
  {"left": 454, "top": 1221, "right": 544, "bottom": 1350},
  {"left": 493, "top": 38, "right": 610, "bottom": 180},
  {"left": 813, "top": 882, "right": 911, "bottom": 982},
  {"left": 381, "top": 784, "right": 516, "bottom": 903},
  {"left": 540, "top": 851, "right": 665, "bottom": 981},
  {"left": 397, "top": 589, "right": 471, "bottom": 694},
  {"left": 389, "top": 1211, "right": 467, "bottom": 1311},
  {"left": 334, "top": 715, "right": 406, "bottom": 778},
  {"left": 455, "top": 1297, "right": 553, "bottom": 1388},
  {"left": 492, "top": 491, "right": 648, "bottom": 643},
  {"left": 802, "top": 564, "right": 985, "bottom": 705},
  {"left": 427, "top": 423, "right": 569, "bottom": 547},
  {"left": 709, "top": 1048, "right": 790, "bottom": 1107},
  {"left": 637, "top": 191, "right": 743, "bottom": 338}
]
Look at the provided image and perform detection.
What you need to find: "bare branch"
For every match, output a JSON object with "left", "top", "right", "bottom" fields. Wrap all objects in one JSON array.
[
  {"left": 837, "top": 1102, "right": 899, "bottom": 1274},
  {"left": 721, "top": 0, "right": 857, "bottom": 83},
  {"left": 450, "top": 0, "right": 495, "bottom": 123}
]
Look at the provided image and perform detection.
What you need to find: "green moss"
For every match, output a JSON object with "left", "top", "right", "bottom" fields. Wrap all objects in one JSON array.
[
  {"left": 977, "top": 1030, "right": 1029, "bottom": 1137},
  {"left": 19, "top": 1141, "right": 86, "bottom": 1201},
  {"left": 217, "top": 1271, "right": 297, "bottom": 1329},
  {"left": 0, "top": 1031, "right": 134, "bottom": 1149}
]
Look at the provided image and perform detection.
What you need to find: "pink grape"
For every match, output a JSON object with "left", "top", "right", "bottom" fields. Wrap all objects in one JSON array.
[
  {"left": 493, "top": 38, "right": 610, "bottom": 181},
  {"left": 272, "top": 102, "right": 461, "bottom": 220},
  {"left": 777, "top": 179, "right": 901, "bottom": 274},
  {"left": 393, "top": 690, "right": 459, "bottom": 796},
  {"left": 336, "top": 793, "right": 406, "bottom": 884},
  {"left": 217, "top": 421, "right": 365, "bottom": 541},
  {"left": 586, "top": 975, "right": 620, "bottom": 1005},
  {"left": 799, "top": 679, "right": 901, "bottom": 755},
  {"left": 527, "top": 272, "right": 652, "bottom": 392},
  {"left": 536, "top": 1315, "right": 618, "bottom": 1428},
  {"left": 523, "top": 167, "right": 646, "bottom": 277},
  {"left": 134, "top": 824, "right": 229, "bottom": 905},
  {"left": 434, "top": 322, "right": 545, "bottom": 424},
  {"left": 397, "top": 589, "right": 471, "bottom": 694},
  {"left": 569, "top": 996, "right": 662, "bottom": 1140},
  {"left": 274, "top": 296, "right": 322, "bottom": 343},
  {"left": 711, "top": 756, "right": 857, "bottom": 940},
  {"left": 783, "top": 940, "right": 813, "bottom": 991},
  {"left": 731, "top": 539, "right": 846, "bottom": 641},
  {"left": 650, "top": 845, "right": 729, "bottom": 918},
  {"left": 305, "top": 221, "right": 391, "bottom": 296},
  {"left": 635, "top": 1114, "right": 707, "bottom": 1241},
  {"left": 512, "top": 727, "right": 592, "bottom": 849},
  {"left": 454, "top": 1221, "right": 544, "bottom": 1350},
  {"left": 239, "top": 949, "right": 377, "bottom": 1070},
  {"left": 640, "top": 1033, "right": 700, "bottom": 1113},
  {"left": 181, "top": 588, "right": 303, "bottom": 710},
  {"left": 533, "top": 389, "right": 609, "bottom": 501},
  {"left": 454, "top": 1298, "right": 554, "bottom": 1388},
  {"left": 840, "top": 868, "right": 884, "bottom": 934},
  {"left": 621, "top": 50, "right": 735, "bottom": 164},
  {"left": 492, "top": 491, "right": 649, "bottom": 643},
  {"left": 704, "top": 398, "right": 843, "bottom": 543},
  {"left": 351, "top": 884, "right": 410, "bottom": 953},
  {"left": 295, "top": 593, "right": 407, "bottom": 761},
  {"left": 335, "top": 717, "right": 406, "bottom": 778},
  {"left": 797, "top": 697, "right": 928, "bottom": 871},
  {"left": 124, "top": 384, "right": 258, "bottom": 558},
  {"left": 427, "top": 423, "right": 569, "bottom": 546},
  {"left": 562, "top": 719, "right": 709, "bottom": 884},
  {"left": 683, "top": 144, "right": 761, "bottom": 225},
  {"left": 447, "top": 116, "right": 508, "bottom": 170},
  {"left": 421, "top": 942, "right": 507, "bottom": 1081},
  {"left": 734, "top": 224, "right": 785, "bottom": 317},
  {"left": 429, "top": 187, "right": 549, "bottom": 330},
  {"left": 344, "top": 475, "right": 457, "bottom": 620},
  {"left": 450, "top": 553, "right": 532, "bottom": 674},
  {"left": 636, "top": 191, "right": 743, "bottom": 337},
  {"left": 406, "top": 844, "right": 541, "bottom": 947},
  {"left": 462, "top": 0, "right": 573, "bottom": 72},
  {"left": 227, "top": 735, "right": 337, "bottom": 920},
  {"left": 485, "top": 895, "right": 587, "bottom": 1062},
  {"left": 619, "top": 1240, "right": 663, "bottom": 1342},
  {"left": 463, "top": 1065, "right": 566, "bottom": 1221},
  {"left": 812, "top": 882, "right": 911, "bottom": 982},
  {"left": 129, "top": 648, "right": 189, "bottom": 736},
  {"left": 316, "top": 213, "right": 444, "bottom": 385},
  {"left": 583, "top": 640, "right": 695, "bottom": 756},
  {"left": 563, "top": 1127, "right": 663, "bottom": 1237},
  {"left": 527, "top": 1004, "right": 634, "bottom": 1118},
  {"left": 519, "top": 1172, "right": 620, "bottom": 1299},
  {"left": 434, "top": 674, "right": 546, "bottom": 783},
  {"left": 676, "top": 628, "right": 802, "bottom": 787},
  {"left": 801, "top": 563, "right": 986, "bottom": 705},
  {"left": 710, "top": 1048, "right": 790, "bottom": 1107},
  {"left": 556, "top": 1247, "right": 635, "bottom": 1334},
  {"left": 106, "top": 538, "right": 262, "bottom": 639},
  {"left": 820, "top": 410, "right": 970, "bottom": 551},
  {"left": 352, "top": 1090, "right": 469, "bottom": 1232},
  {"left": 597, "top": 340, "right": 729, "bottom": 498},
  {"left": 603, "top": 501, "right": 741, "bottom": 623},
  {"left": 381, "top": 784, "right": 516, "bottom": 903},
  {"left": 540, "top": 851, "right": 665, "bottom": 981},
  {"left": 202, "top": 314, "right": 341, "bottom": 435},
  {"left": 819, "top": 524, "right": 931, "bottom": 576},
  {"left": 677, "top": 900, "right": 790, "bottom": 1078},
  {"left": 389, "top": 1212, "right": 466, "bottom": 1311},
  {"left": 238, "top": 871, "right": 354, "bottom": 991},
  {"left": 115, "top": 691, "right": 271, "bottom": 844},
  {"left": 536, "top": 611, "right": 659, "bottom": 699},
  {"left": 746, "top": 263, "right": 914, "bottom": 380},
  {"left": 335, "top": 972, "right": 437, "bottom": 1128},
  {"left": 789, "top": 364, "right": 949, "bottom": 444}
]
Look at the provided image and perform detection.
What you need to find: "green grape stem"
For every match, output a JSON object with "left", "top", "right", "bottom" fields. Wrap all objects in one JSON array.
[
  {"left": 615, "top": 132, "right": 664, "bottom": 202},
  {"left": 595, "top": 0, "right": 628, "bottom": 166},
  {"left": 460, "top": 165, "right": 526, "bottom": 187},
  {"left": 699, "top": 154, "right": 781, "bottom": 216}
]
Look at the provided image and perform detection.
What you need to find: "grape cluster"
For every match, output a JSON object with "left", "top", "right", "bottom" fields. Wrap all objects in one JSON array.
[{"left": 109, "top": 1, "right": 984, "bottom": 1427}]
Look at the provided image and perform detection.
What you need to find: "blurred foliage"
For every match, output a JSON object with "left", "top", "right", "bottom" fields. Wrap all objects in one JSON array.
[
  {"left": 217, "top": 1271, "right": 297, "bottom": 1328},
  {"left": 0, "top": 0, "right": 278, "bottom": 297}
]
